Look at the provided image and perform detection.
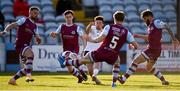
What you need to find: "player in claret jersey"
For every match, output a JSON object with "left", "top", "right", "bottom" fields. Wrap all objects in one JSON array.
[
  {"left": 50, "top": 10, "right": 87, "bottom": 83},
  {"left": 119, "top": 9, "right": 180, "bottom": 85},
  {"left": 0, "top": 6, "right": 41, "bottom": 85},
  {"left": 60, "top": 11, "right": 138, "bottom": 86}
]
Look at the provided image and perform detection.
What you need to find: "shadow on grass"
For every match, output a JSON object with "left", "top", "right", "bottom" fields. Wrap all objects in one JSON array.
[
  {"left": 0, "top": 72, "right": 70, "bottom": 76},
  {"left": 51, "top": 76, "right": 70, "bottom": 79},
  {"left": 31, "top": 84, "right": 68, "bottom": 88},
  {"left": 82, "top": 82, "right": 110, "bottom": 86}
]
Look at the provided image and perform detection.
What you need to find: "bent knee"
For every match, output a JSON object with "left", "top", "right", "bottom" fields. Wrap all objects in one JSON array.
[
  {"left": 24, "top": 48, "right": 34, "bottom": 58},
  {"left": 133, "top": 55, "right": 145, "bottom": 64}
]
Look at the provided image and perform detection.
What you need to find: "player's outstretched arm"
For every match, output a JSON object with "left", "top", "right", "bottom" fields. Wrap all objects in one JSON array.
[
  {"left": 0, "top": 22, "right": 19, "bottom": 35},
  {"left": 87, "top": 34, "right": 106, "bottom": 43},
  {"left": 80, "top": 34, "right": 87, "bottom": 51},
  {"left": 164, "top": 24, "right": 180, "bottom": 49},
  {"left": 133, "top": 34, "right": 149, "bottom": 41}
]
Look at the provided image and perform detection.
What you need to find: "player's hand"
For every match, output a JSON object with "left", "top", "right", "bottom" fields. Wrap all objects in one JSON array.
[
  {"left": 35, "top": 37, "right": 41, "bottom": 44},
  {"left": 0, "top": 32, "right": 3, "bottom": 36},
  {"left": 129, "top": 44, "right": 135, "bottom": 50},
  {"left": 133, "top": 34, "right": 139, "bottom": 38},
  {"left": 50, "top": 32, "right": 57, "bottom": 38},
  {"left": 172, "top": 38, "right": 180, "bottom": 49},
  {"left": 0, "top": 31, "right": 6, "bottom": 36}
]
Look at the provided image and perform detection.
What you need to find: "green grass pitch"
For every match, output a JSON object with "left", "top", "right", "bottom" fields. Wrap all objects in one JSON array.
[{"left": 0, "top": 72, "right": 180, "bottom": 91}]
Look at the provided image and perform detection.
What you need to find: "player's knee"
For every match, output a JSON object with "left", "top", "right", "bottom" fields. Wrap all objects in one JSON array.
[
  {"left": 146, "top": 65, "right": 153, "bottom": 72},
  {"left": 133, "top": 54, "right": 144, "bottom": 64},
  {"left": 133, "top": 58, "right": 141, "bottom": 64},
  {"left": 24, "top": 48, "right": 34, "bottom": 59},
  {"left": 113, "top": 63, "right": 120, "bottom": 68}
]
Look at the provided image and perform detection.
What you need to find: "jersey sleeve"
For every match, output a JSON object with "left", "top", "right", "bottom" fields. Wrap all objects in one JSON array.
[
  {"left": 55, "top": 24, "right": 62, "bottom": 33},
  {"left": 154, "top": 19, "right": 166, "bottom": 29},
  {"left": 35, "top": 26, "right": 39, "bottom": 35},
  {"left": 127, "top": 31, "right": 135, "bottom": 43},
  {"left": 16, "top": 17, "right": 26, "bottom": 26},
  {"left": 77, "top": 26, "right": 85, "bottom": 36},
  {"left": 100, "top": 25, "right": 110, "bottom": 36}
]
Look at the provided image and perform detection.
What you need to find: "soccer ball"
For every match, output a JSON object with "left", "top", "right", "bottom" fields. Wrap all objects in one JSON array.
[
  {"left": 62, "top": 51, "right": 78, "bottom": 60},
  {"left": 57, "top": 51, "right": 78, "bottom": 68}
]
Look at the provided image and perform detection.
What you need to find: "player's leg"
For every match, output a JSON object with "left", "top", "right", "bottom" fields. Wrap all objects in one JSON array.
[
  {"left": 87, "top": 64, "right": 93, "bottom": 77},
  {"left": 66, "top": 65, "right": 84, "bottom": 83},
  {"left": 112, "top": 58, "right": 120, "bottom": 87},
  {"left": 84, "top": 51, "right": 94, "bottom": 77},
  {"left": 64, "top": 51, "right": 98, "bottom": 82},
  {"left": 19, "top": 55, "right": 26, "bottom": 69},
  {"left": 77, "top": 65, "right": 88, "bottom": 81},
  {"left": 146, "top": 60, "right": 169, "bottom": 85},
  {"left": 92, "top": 62, "right": 101, "bottom": 78},
  {"left": 119, "top": 54, "right": 146, "bottom": 84},
  {"left": 92, "top": 62, "right": 101, "bottom": 85},
  {"left": 8, "top": 68, "right": 26, "bottom": 85},
  {"left": 22, "top": 47, "right": 34, "bottom": 82},
  {"left": 65, "top": 51, "right": 94, "bottom": 67},
  {"left": 8, "top": 46, "right": 34, "bottom": 85},
  {"left": 77, "top": 51, "right": 89, "bottom": 81}
]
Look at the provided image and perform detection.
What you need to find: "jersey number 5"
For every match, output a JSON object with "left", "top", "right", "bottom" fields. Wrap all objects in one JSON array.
[{"left": 109, "top": 36, "right": 119, "bottom": 49}]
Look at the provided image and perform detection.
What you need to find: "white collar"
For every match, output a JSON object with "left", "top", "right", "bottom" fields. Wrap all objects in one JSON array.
[{"left": 65, "top": 23, "right": 73, "bottom": 27}]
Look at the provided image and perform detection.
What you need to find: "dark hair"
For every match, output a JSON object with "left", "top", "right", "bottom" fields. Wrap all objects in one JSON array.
[
  {"left": 141, "top": 9, "right": 153, "bottom": 18},
  {"left": 29, "top": 6, "right": 40, "bottom": 12},
  {"left": 113, "top": 11, "right": 125, "bottom": 21},
  {"left": 63, "top": 10, "right": 74, "bottom": 16},
  {"left": 94, "top": 16, "right": 104, "bottom": 22}
]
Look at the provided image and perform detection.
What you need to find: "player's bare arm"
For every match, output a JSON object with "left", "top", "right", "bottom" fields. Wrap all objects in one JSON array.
[
  {"left": 0, "top": 22, "right": 19, "bottom": 35},
  {"left": 133, "top": 34, "right": 149, "bottom": 42},
  {"left": 88, "top": 34, "right": 106, "bottom": 43},
  {"left": 164, "top": 24, "right": 180, "bottom": 49},
  {"left": 50, "top": 31, "right": 57, "bottom": 38},
  {"left": 80, "top": 34, "right": 87, "bottom": 51},
  {"left": 86, "top": 22, "right": 94, "bottom": 34}
]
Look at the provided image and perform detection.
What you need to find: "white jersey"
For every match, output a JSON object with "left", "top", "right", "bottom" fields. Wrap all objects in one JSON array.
[{"left": 84, "top": 26, "right": 102, "bottom": 51}]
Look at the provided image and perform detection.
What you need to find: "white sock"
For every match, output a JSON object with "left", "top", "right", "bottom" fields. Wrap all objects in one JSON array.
[
  {"left": 122, "top": 76, "right": 127, "bottom": 81},
  {"left": 92, "top": 68, "right": 99, "bottom": 77}
]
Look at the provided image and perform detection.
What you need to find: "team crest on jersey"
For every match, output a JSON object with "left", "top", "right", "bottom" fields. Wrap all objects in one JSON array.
[
  {"left": 150, "top": 26, "right": 154, "bottom": 30},
  {"left": 71, "top": 31, "right": 76, "bottom": 35}
]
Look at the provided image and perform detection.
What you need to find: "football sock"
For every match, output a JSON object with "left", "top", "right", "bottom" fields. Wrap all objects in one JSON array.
[
  {"left": 70, "top": 67, "right": 81, "bottom": 78},
  {"left": 112, "top": 65, "right": 120, "bottom": 82},
  {"left": 92, "top": 68, "right": 99, "bottom": 77},
  {"left": 25, "top": 57, "right": 33, "bottom": 75},
  {"left": 150, "top": 68, "right": 166, "bottom": 82},
  {"left": 13, "top": 68, "right": 26, "bottom": 80},
  {"left": 65, "top": 59, "right": 81, "bottom": 68},
  {"left": 123, "top": 63, "right": 138, "bottom": 81}
]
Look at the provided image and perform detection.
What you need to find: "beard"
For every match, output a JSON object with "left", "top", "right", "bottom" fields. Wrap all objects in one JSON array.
[
  {"left": 145, "top": 19, "right": 151, "bottom": 26},
  {"left": 30, "top": 16, "right": 38, "bottom": 22}
]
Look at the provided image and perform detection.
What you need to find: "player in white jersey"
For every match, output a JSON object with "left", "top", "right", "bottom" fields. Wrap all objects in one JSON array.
[{"left": 83, "top": 16, "right": 104, "bottom": 84}]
